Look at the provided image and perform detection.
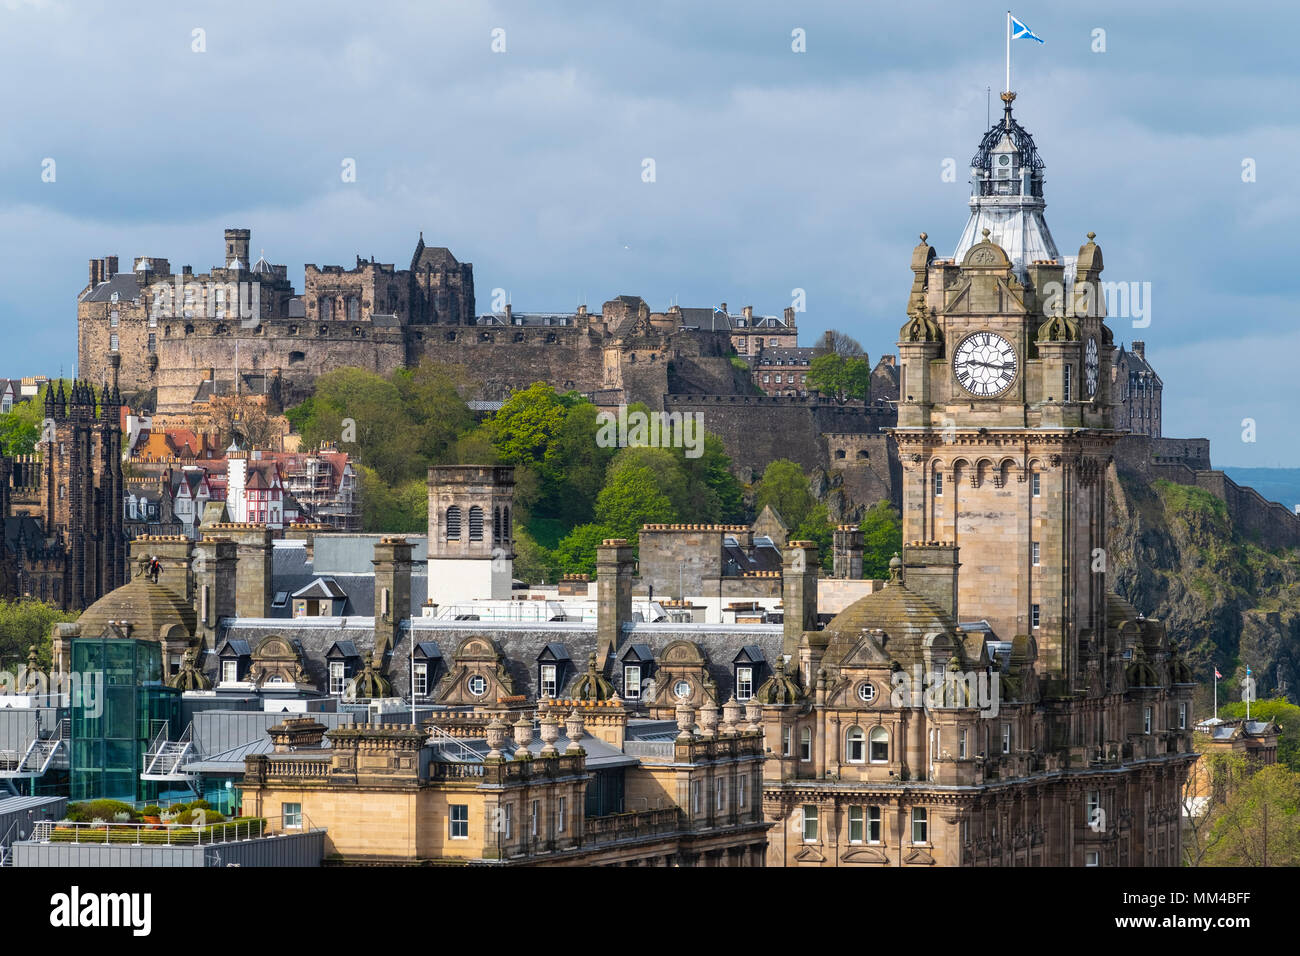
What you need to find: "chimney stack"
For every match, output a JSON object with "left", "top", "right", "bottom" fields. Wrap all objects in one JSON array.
[
  {"left": 194, "top": 535, "right": 237, "bottom": 651},
  {"left": 596, "top": 538, "right": 635, "bottom": 668},
  {"left": 901, "top": 542, "right": 960, "bottom": 623},
  {"left": 832, "top": 525, "right": 863, "bottom": 579},
  {"left": 782, "top": 540, "right": 819, "bottom": 659},
  {"left": 372, "top": 536, "right": 413, "bottom": 659}
]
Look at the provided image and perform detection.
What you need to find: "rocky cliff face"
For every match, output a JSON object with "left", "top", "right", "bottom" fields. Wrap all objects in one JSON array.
[{"left": 1107, "top": 465, "right": 1300, "bottom": 711}]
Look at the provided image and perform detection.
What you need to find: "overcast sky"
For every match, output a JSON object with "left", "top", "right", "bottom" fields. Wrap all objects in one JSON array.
[{"left": 3, "top": 0, "right": 1296, "bottom": 466}]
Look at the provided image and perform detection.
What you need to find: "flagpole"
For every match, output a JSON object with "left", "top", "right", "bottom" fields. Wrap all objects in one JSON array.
[{"left": 1005, "top": 11, "right": 1011, "bottom": 94}]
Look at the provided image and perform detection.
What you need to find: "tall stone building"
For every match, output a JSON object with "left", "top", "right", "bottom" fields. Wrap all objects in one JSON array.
[
  {"left": 758, "top": 91, "right": 1197, "bottom": 867},
  {"left": 2, "top": 363, "right": 126, "bottom": 609},
  {"left": 1111, "top": 342, "right": 1162, "bottom": 438}
]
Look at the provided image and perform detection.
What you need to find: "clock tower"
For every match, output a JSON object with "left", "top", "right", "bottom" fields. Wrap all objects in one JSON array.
[{"left": 895, "top": 92, "right": 1117, "bottom": 691}]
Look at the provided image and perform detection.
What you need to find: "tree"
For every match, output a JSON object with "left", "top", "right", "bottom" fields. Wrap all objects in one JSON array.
[
  {"left": 792, "top": 502, "right": 834, "bottom": 570},
  {"left": 755, "top": 459, "right": 815, "bottom": 530},
  {"left": 488, "top": 381, "right": 571, "bottom": 474},
  {"left": 1202, "top": 763, "right": 1300, "bottom": 866},
  {"left": 0, "top": 599, "right": 77, "bottom": 671},
  {"left": 595, "top": 466, "right": 678, "bottom": 541},
  {"left": 1183, "top": 748, "right": 1247, "bottom": 867},
  {"left": 807, "top": 353, "right": 870, "bottom": 403},
  {"left": 552, "top": 523, "right": 617, "bottom": 577},
  {"left": 820, "top": 329, "right": 866, "bottom": 358},
  {"left": 859, "top": 500, "right": 903, "bottom": 579}
]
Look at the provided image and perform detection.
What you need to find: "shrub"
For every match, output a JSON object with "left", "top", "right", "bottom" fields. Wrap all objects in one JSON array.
[{"left": 65, "top": 799, "right": 140, "bottom": 823}]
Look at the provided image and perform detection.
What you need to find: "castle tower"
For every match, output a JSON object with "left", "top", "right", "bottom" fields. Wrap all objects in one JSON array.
[
  {"left": 895, "top": 92, "right": 1117, "bottom": 689},
  {"left": 426, "top": 465, "right": 514, "bottom": 608},
  {"left": 225, "top": 228, "right": 251, "bottom": 270}
]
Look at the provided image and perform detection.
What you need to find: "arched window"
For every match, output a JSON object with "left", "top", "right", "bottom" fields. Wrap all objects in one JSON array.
[
  {"left": 445, "top": 506, "right": 462, "bottom": 541},
  {"left": 835, "top": 448, "right": 847, "bottom": 460},
  {"left": 846, "top": 726, "right": 866, "bottom": 763},
  {"left": 468, "top": 505, "right": 484, "bottom": 542},
  {"left": 869, "top": 727, "right": 889, "bottom": 763}
]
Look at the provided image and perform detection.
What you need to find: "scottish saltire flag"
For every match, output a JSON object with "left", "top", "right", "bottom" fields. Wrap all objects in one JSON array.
[{"left": 1011, "top": 15, "right": 1044, "bottom": 43}]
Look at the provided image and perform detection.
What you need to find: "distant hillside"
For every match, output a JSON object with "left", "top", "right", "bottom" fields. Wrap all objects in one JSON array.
[{"left": 1223, "top": 468, "right": 1300, "bottom": 512}]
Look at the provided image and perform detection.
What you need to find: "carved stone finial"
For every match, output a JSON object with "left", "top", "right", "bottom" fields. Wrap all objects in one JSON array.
[
  {"left": 981, "top": 227, "right": 991, "bottom": 240},
  {"left": 1087, "top": 231, "right": 1096, "bottom": 241},
  {"left": 919, "top": 232, "right": 928, "bottom": 242}
]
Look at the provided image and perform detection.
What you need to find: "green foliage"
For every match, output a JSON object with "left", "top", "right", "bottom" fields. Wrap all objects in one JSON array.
[
  {"left": 754, "top": 459, "right": 814, "bottom": 530},
  {"left": 792, "top": 503, "right": 834, "bottom": 570},
  {"left": 806, "top": 353, "right": 871, "bottom": 403},
  {"left": 66, "top": 799, "right": 140, "bottom": 823},
  {"left": 0, "top": 599, "right": 76, "bottom": 671},
  {"left": 357, "top": 465, "right": 427, "bottom": 534},
  {"left": 0, "top": 414, "right": 39, "bottom": 456},
  {"left": 859, "top": 500, "right": 904, "bottom": 579},
  {"left": 595, "top": 466, "right": 678, "bottom": 541},
  {"left": 553, "top": 523, "right": 618, "bottom": 577},
  {"left": 1201, "top": 763, "right": 1300, "bottom": 866}
]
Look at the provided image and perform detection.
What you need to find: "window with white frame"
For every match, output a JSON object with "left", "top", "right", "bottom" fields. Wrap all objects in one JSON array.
[
  {"left": 1032, "top": 472, "right": 1041, "bottom": 497},
  {"left": 869, "top": 727, "right": 889, "bottom": 763},
  {"left": 911, "top": 807, "right": 928, "bottom": 844},
  {"left": 1001, "top": 723, "right": 1011, "bottom": 754},
  {"left": 329, "top": 661, "right": 346, "bottom": 696},
  {"left": 1031, "top": 604, "right": 1040, "bottom": 628},
  {"left": 1086, "top": 790, "right": 1100, "bottom": 826},
  {"left": 867, "top": 806, "right": 882, "bottom": 844},
  {"left": 449, "top": 804, "right": 468, "bottom": 838},
  {"left": 413, "top": 662, "right": 428, "bottom": 697},
  {"left": 959, "top": 728, "right": 968, "bottom": 759},
  {"left": 282, "top": 803, "right": 302, "bottom": 829},
  {"left": 799, "top": 727, "right": 812, "bottom": 762},
  {"left": 531, "top": 799, "right": 539, "bottom": 837},
  {"left": 501, "top": 803, "right": 513, "bottom": 839},
  {"left": 846, "top": 726, "right": 866, "bottom": 763},
  {"left": 736, "top": 666, "right": 754, "bottom": 701},
  {"left": 692, "top": 780, "right": 701, "bottom": 815},
  {"left": 623, "top": 664, "right": 641, "bottom": 700},
  {"left": 1064, "top": 364, "right": 1072, "bottom": 402},
  {"left": 1144, "top": 707, "right": 1152, "bottom": 734},
  {"left": 716, "top": 777, "right": 726, "bottom": 811},
  {"left": 1178, "top": 702, "right": 1187, "bottom": 730},
  {"left": 1032, "top": 541, "right": 1040, "bottom": 566},
  {"left": 802, "top": 805, "right": 818, "bottom": 843},
  {"left": 934, "top": 472, "right": 943, "bottom": 497},
  {"left": 540, "top": 663, "right": 557, "bottom": 698},
  {"left": 1085, "top": 851, "right": 1100, "bottom": 867},
  {"left": 848, "top": 805, "right": 864, "bottom": 844},
  {"left": 222, "top": 660, "right": 238, "bottom": 684},
  {"left": 782, "top": 726, "right": 792, "bottom": 756},
  {"left": 557, "top": 797, "right": 567, "bottom": 833},
  {"left": 738, "top": 775, "right": 747, "bottom": 808}
]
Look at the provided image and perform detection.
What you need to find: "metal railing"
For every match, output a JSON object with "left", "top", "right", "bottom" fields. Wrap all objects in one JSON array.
[
  {"left": 427, "top": 724, "right": 484, "bottom": 763},
  {"left": 33, "top": 818, "right": 268, "bottom": 847}
]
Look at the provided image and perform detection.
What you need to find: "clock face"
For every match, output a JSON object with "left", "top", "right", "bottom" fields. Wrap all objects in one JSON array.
[
  {"left": 1085, "top": 337, "right": 1099, "bottom": 396},
  {"left": 953, "top": 332, "right": 1018, "bottom": 397}
]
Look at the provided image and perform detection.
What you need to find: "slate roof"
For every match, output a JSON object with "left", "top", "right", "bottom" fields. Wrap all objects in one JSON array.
[
  {"left": 81, "top": 272, "right": 142, "bottom": 303},
  {"left": 216, "top": 618, "right": 784, "bottom": 704}
]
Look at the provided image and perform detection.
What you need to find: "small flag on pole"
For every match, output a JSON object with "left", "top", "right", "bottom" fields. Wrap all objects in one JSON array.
[
  {"left": 1010, "top": 15, "right": 1045, "bottom": 43},
  {"left": 1214, "top": 668, "right": 1222, "bottom": 679}
]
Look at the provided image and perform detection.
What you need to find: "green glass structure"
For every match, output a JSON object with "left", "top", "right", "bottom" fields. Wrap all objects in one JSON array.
[{"left": 69, "top": 637, "right": 180, "bottom": 803}]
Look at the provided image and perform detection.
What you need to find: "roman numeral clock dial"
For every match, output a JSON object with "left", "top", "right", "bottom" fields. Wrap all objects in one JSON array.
[{"left": 953, "top": 331, "right": 1018, "bottom": 397}]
